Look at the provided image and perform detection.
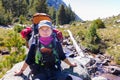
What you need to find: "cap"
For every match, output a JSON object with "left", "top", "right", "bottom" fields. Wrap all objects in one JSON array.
[{"left": 38, "top": 20, "right": 53, "bottom": 29}]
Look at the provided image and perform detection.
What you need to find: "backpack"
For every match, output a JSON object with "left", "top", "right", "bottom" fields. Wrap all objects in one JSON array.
[
  {"left": 35, "top": 38, "right": 59, "bottom": 68},
  {"left": 32, "top": 13, "right": 51, "bottom": 25},
  {"left": 53, "top": 29, "right": 63, "bottom": 42},
  {"left": 32, "top": 13, "right": 63, "bottom": 43},
  {"left": 20, "top": 13, "right": 63, "bottom": 47},
  {"left": 20, "top": 27, "right": 32, "bottom": 41}
]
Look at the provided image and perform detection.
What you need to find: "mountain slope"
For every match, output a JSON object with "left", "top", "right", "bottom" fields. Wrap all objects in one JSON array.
[
  {"left": 47, "top": 0, "right": 66, "bottom": 10},
  {"left": 47, "top": 0, "right": 82, "bottom": 21}
]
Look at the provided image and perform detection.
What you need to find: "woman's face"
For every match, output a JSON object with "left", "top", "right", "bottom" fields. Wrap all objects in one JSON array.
[{"left": 39, "top": 26, "right": 52, "bottom": 37}]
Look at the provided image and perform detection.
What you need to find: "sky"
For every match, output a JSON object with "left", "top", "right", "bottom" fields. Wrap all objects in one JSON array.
[{"left": 63, "top": 0, "right": 120, "bottom": 21}]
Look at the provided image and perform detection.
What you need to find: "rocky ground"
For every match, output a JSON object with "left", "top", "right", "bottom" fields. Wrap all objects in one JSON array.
[
  {"left": 1, "top": 30, "right": 120, "bottom": 80},
  {"left": 62, "top": 34, "right": 120, "bottom": 80}
]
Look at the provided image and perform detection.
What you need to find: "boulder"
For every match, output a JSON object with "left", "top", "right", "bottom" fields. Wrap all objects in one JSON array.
[
  {"left": 1, "top": 58, "right": 91, "bottom": 80},
  {"left": 1, "top": 61, "right": 30, "bottom": 80}
]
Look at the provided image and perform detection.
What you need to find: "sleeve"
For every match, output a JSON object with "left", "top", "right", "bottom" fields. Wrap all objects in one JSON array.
[
  {"left": 56, "top": 42, "right": 66, "bottom": 60},
  {"left": 25, "top": 44, "right": 36, "bottom": 65}
]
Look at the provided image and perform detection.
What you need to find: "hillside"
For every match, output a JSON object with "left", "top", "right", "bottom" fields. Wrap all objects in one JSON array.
[
  {"left": 47, "top": 0, "right": 82, "bottom": 21},
  {"left": 0, "top": 1, "right": 120, "bottom": 78},
  {"left": 61, "top": 14, "right": 120, "bottom": 65},
  {"left": 0, "top": 0, "right": 82, "bottom": 26},
  {"left": 1, "top": 15, "right": 120, "bottom": 79}
]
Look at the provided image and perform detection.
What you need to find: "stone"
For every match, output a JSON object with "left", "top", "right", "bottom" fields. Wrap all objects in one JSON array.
[{"left": 1, "top": 58, "right": 91, "bottom": 80}]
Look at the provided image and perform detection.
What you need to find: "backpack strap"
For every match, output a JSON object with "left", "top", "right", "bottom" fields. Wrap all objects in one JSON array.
[
  {"left": 35, "top": 40, "right": 59, "bottom": 66},
  {"left": 51, "top": 38, "right": 60, "bottom": 62},
  {"left": 35, "top": 42, "right": 44, "bottom": 66},
  {"left": 51, "top": 32, "right": 59, "bottom": 47}
]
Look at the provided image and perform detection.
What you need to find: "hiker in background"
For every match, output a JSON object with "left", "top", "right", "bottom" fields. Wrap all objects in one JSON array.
[{"left": 15, "top": 20, "right": 77, "bottom": 80}]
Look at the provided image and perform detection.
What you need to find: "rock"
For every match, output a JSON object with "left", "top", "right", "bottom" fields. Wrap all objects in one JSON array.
[
  {"left": 104, "top": 66, "right": 120, "bottom": 75},
  {"left": 92, "top": 76, "right": 108, "bottom": 80},
  {"left": 61, "top": 58, "right": 91, "bottom": 80},
  {"left": 1, "top": 50, "right": 10, "bottom": 55},
  {"left": 101, "top": 73, "right": 120, "bottom": 80},
  {"left": 1, "top": 61, "right": 31, "bottom": 80},
  {"left": 1, "top": 58, "right": 91, "bottom": 80}
]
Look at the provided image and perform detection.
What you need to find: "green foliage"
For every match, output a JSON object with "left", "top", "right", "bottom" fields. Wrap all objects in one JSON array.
[
  {"left": 14, "top": 24, "right": 25, "bottom": 33},
  {"left": 86, "top": 44, "right": 100, "bottom": 53},
  {"left": 56, "top": 4, "right": 75, "bottom": 25},
  {"left": 0, "top": 28, "right": 11, "bottom": 48},
  {"left": 77, "top": 30, "right": 85, "bottom": 41},
  {"left": 83, "top": 21, "right": 101, "bottom": 53},
  {"left": 65, "top": 5, "right": 75, "bottom": 23},
  {"left": 1, "top": 0, "right": 28, "bottom": 17},
  {"left": 19, "top": 15, "right": 27, "bottom": 24},
  {"left": 27, "top": 0, "right": 37, "bottom": 15},
  {"left": 0, "top": 28, "right": 26, "bottom": 78},
  {"left": 35, "top": 0, "right": 48, "bottom": 13},
  {"left": 48, "top": 7, "right": 56, "bottom": 24},
  {"left": 0, "top": 4, "right": 12, "bottom": 25},
  {"left": 93, "top": 19, "right": 105, "bottom": 28},
  {"left": 1, "top": 0, "right": 76, "bottom": 25},
  {"left": 58, "top": 15, "right": 120, "bottom": 64},
  {"left": 5, "top": 31, "right": 25, "bottom": 53},
  {"left": 107, "top": 46, "right": 120, "bottom": 65},
  {"left": 0, "top": 51, "right": 26, "bottom": 78},
  {"left": 57, "top": 5, "right": 66, "bottom": 25},
  {"left": 86, "top": 23, "right": 100, "bottom": 44}
]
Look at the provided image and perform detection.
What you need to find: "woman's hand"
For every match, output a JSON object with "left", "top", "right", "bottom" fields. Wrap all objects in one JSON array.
[
  {"left": 63, "top": 58, "right": 77, "bottom": 67},
  {"left": 70, "top": 63, "right": 77, "bottom": 67},
  {"left": 14, "top": 62, "right": 28, "bottom": 76},
  {"left": 14, "top": 70, "right": 24, "bottom": 76}
]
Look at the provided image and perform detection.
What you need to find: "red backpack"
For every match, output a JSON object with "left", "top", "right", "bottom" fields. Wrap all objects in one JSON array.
[
  {"left": 20, "top": 27, "right": 63, "bottom": 42},
  {"left": 53, "top": 29, "right": 63, "bottom": 42},
  {"left": 20, "top": 27, "right": 32, "bottom": 38}
]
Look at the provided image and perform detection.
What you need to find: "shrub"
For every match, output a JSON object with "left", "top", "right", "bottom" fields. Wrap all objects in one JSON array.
[
  {"left": 14, "top": 24, "right": 25, "bottom": 33},
  {"left": 84, "top": 21, "right": 101, "bottom": 53},
  {"left": 86, "top": 23, "right": 100, "bottom": 44},
  {"left": 19, "top": 15, "right": 27, "bottom": 24},
  {"left": 107, "top": 46, "right": 120, "bottom": 65},
  {"left": 0, "top": 12, "right": 12, "bottom": 25},
  {"left": 5, "top": 31, "right": 25, "bottom": 53},
  {"left": 93, "top": 19, "right": 105, "bottom": 28}
]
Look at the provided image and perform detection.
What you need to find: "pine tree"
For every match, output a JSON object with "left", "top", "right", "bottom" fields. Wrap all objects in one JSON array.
[
  {"left": 85, "top": 22, "right": 101, "bottom": 53},
  {"left": 57, "top": 4, "right": 67, "bottom": 25},
  {"left": 36, "top": 0, "right": 48, "bottom": 13},
  {"left": 48, "top": 7, "right": 56, "bottom": 24},
  {"left": 65, "top": 5, "right": 75, "bottom": 24},
  {"left": 86, "top": 23, "right": 100, "bottom": 44},
  {"left": 2, "top": 0, "right": 28, "bottom": 17}
]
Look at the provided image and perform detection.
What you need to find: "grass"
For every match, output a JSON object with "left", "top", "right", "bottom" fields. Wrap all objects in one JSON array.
[
  {"left": 59, "top": 19, "right": 120, "bottom": 64},
  {"left": 0, "top": 27, "right": 26, "bottom": 78}
]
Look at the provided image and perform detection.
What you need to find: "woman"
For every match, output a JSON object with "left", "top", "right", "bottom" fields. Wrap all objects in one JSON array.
[{"left": 15, "top": 20, "right": 76, "bottom": 80}]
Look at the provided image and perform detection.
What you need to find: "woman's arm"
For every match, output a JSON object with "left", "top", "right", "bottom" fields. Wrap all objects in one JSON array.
[
  {"left": 56, "top": 42, "right": 77, "bottom": 67},
  {"left": 63, "top": 58, "right": 77, "bottom": 67},
  {"left": 14, "top": 62, "right": 28, "bottom": 76},
  {"left": 14, "top": 44, "right": 36, "bottom": 76}
]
